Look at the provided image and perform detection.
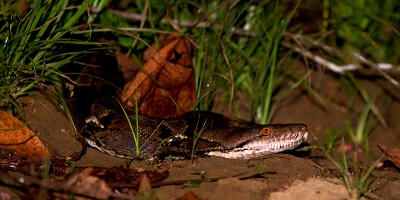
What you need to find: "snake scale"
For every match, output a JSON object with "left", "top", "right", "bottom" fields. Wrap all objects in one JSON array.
[{"left": 61, "top": 53, "right": 308, "bottom": 160}]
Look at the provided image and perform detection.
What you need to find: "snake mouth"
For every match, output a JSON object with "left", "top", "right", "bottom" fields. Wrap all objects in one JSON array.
[{"left": 206, "top": 126, "right": 308, "bottom": 159}]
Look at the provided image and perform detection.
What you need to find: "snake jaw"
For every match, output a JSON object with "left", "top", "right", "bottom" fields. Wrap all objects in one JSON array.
[{"left": 205, "top": 124, "right": 308, "bottom": 159}]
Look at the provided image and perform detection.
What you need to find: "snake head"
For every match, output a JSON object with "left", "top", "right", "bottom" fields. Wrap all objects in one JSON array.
[{"left": 205, "top": 124, "right": 308, "bottom": 159}]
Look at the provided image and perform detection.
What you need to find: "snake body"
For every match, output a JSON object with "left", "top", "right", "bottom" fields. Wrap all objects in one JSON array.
[{"left": 62, "top": 55, "right": 308, "bottom": 160}]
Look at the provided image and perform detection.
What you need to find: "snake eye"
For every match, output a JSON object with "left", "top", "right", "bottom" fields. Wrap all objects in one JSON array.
[{"left": 262, "top": 127, "right": 271, "bottom": 136}]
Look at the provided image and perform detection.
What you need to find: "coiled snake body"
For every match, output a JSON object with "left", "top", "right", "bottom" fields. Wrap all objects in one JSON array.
[{"left": 62, "top": 55, "right": 308, "bottom": 160}]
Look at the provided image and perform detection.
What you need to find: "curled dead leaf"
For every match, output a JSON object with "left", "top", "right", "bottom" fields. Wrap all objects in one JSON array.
[
  {"left": 378, "top": 144, "right": 400, "bottom": 169},
  {"left": 120, "top": 35, "right": 196, "bottom": 118},
  {"left": 0, "top": 111, "right": 51, "bottom": 161}
]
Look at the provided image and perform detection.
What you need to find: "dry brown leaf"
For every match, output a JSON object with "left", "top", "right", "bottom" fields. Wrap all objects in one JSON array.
[
  {"left": 120, "top": 35, "right": 196, "bottom": 118},
  {"left": 142, "top": 34, "right": 167, "bottom": 62},
  {"left": 57, "top": 174, "right": 112, "bottom": 200},
  {"left": 55, "top": 165, "right": 170, "bottom": 186},
  {"left": 384, "top": 148, "right": 400, "bottom": 169},
  {"left": 0, "top": 110, "right": 51, "bottom": 160},
  {"left": 378, "top": 144, "right": 400, "bottom": 170}
]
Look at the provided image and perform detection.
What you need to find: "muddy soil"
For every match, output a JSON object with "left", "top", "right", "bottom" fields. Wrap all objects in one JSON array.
[{"left": 2, "top": 68, "right": 400, "bottom": 199}]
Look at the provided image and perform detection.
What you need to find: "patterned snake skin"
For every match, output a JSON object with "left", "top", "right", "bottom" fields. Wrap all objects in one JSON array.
[{"left": 61, "top": 54, "right": 308, "bottom": 160}]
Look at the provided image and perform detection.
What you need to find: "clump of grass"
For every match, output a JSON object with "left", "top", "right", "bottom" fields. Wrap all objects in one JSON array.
[
  {"left": 321, "top": 103, "right": 380, "bottom": 198},
  {"left": 190, "top": 1, "right": 305, "bottom": 123},
  {"left": 0, "top": 0, "right": 97, "bottom": 113}
]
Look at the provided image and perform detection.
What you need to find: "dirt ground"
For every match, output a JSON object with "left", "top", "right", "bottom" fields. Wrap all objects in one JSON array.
[{"left": 2, "top": 67, "right": 400, "bottom": 199}]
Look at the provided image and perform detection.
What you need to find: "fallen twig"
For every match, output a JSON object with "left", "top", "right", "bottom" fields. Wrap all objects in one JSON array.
[{"left": 291, "top": 34, "right": 399, "bottom": 88}]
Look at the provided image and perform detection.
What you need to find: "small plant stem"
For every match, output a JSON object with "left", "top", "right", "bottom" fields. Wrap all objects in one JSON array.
[{"left": 111, "top": 96, "right": 140, "bottom": 155}]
